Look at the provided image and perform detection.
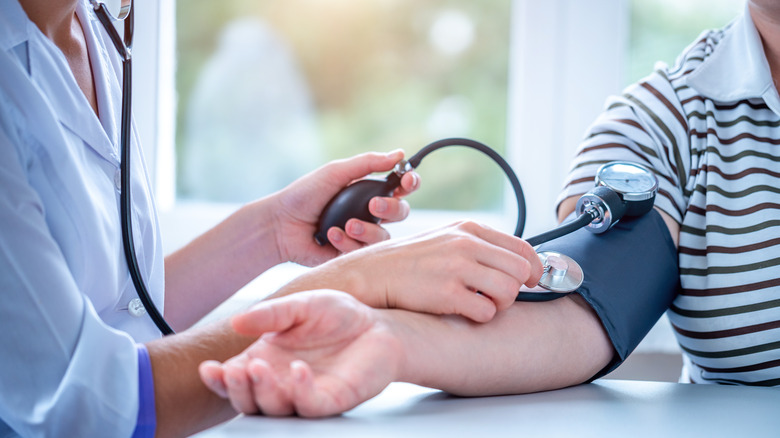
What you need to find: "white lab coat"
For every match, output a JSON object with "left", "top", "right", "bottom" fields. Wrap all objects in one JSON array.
[{"left": 0, "top": 1, "right": 164, "bottom": 436}]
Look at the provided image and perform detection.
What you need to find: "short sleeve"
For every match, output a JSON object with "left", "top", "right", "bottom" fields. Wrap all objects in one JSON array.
[{"left": 557, "top": 68, "right": 692, "bottom": 225}]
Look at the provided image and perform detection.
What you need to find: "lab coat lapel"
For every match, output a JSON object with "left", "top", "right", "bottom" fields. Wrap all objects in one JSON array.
[
  {"left": 27, "top": 27, "right": 120, "bottom": 167},
  {"left": 79, "top": 1, "right": 125, "bottom": 162}
]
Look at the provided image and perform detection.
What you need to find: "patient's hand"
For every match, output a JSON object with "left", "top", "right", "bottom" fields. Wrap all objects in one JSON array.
[{"left": 199, "top": 291, "right": 401, "bottom": 417}]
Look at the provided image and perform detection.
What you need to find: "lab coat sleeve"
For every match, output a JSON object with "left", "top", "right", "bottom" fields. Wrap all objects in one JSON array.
[
  {"left": 132, "top": 345, "right": 156, "bottom": 438},
  {"left": 0, "top": 121, "right": 140, "bottom": 437}
]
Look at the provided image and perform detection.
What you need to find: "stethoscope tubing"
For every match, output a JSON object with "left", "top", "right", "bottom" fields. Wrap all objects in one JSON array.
[{"left": 95, "top": 3, "right": 175, "bottom": 335}]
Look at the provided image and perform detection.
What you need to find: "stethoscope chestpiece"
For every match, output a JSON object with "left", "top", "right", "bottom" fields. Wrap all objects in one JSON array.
[
  {"left": 514, "top": 251, "right": 584, "bottom": 302},
  {"left": 536, "top": 251, "right": 584, "bottom": 293}
]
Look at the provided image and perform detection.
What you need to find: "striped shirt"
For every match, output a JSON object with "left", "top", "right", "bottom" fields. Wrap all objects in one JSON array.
[{"left": 558, "top": 5, "right": 780, "bottom": 386}]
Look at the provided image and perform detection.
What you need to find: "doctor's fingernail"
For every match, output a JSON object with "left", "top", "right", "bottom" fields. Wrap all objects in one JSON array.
[
  {"left": 328, "top": 229, "right": 343, "bottom": 243},
  {"left": 372, "top": 198, "right": 388, "bottom": 213},
  {"left": 348, "top": 221, "right": 364, "bottom": 235}
]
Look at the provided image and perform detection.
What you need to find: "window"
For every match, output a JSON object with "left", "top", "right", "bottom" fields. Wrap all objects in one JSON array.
[
  {"left": 175, "top": 1, "right": 513, "bottom": 217},
  {"left": 139, "top": 0, "right": 746, "bottom": 250}
]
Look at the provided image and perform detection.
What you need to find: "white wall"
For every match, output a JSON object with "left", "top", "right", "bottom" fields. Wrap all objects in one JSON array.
[{"left": 508, "top": 0, "right": 628, "bottom": 236}]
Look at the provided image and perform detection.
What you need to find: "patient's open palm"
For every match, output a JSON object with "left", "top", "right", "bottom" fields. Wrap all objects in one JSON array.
[{"left": 200, "top": 291, "right": 401, "bottom": 417}]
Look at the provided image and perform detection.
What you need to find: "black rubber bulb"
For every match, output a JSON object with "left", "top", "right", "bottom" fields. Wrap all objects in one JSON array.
[{"left": 314, "top": 172, "right": 402, "bottom": 246}]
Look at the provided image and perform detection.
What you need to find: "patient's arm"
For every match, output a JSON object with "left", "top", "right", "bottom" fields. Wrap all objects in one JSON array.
[
  {"left": 392, "top": 292, "right": 612, "bottom": 396},
  {"left": 199, "top": 289, "right": 612, "bottom": 417},
  {"left": 199, "top": 197, "right": 681, "bottom": 415}
]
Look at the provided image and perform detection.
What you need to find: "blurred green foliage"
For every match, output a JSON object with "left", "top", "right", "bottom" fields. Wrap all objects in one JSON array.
[
  {"left": 175, "top": 0, "right": 743, "bottom": 209},
  {"left": 176, "top": 0, "right": 511, "bottom": 210}
]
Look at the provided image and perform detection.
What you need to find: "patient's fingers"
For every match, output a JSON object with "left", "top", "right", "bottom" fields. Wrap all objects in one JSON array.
[
  {"left": 223, "top": 362, "right": 261, "bottom": 414},
  {"left": 290, "top": 360, "right": 341, "bottom": 418},
  {"left": 198, "top": 360, "right": 228, "bottom": 398},
  {"left": 247, "top": 359, "right": 295, "bottom": 416}
]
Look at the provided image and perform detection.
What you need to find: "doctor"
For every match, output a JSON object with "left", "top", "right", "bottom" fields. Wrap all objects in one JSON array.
[{"left": 0, "top": 0, "right": 546, "bottom": 437}]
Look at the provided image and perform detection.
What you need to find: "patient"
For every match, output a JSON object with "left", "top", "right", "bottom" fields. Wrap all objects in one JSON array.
[{"left": 201, "top": 0, "right": 780, "bottom": 416}]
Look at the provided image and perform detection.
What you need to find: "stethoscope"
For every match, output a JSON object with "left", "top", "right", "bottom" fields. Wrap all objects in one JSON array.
[
  {"left": 92, "top": 1, "right": 659, "bottom": 336},
  {"left": 92, "top": 0, "right": 175, "bottom": 335}
]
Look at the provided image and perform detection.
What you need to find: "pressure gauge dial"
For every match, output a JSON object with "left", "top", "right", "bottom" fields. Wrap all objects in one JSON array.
[
  {"left": 595, "top": 161, "right": 658, "bottom": 217},
  {"left": 575, "top": 161, "right": 659, "bottom": 234},
  {"left": 596, "top": 161, "right": 658, "bottom": 201}
]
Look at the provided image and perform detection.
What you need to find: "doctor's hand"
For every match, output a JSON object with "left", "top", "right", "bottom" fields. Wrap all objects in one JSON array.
[
  {"left": 276, "top": 221, "right": 545, "bottom": 323},
  {"left": 270, "top": 150, "right": 420, "bottom": 267},
  {"left": 198, "top": 291, "right": 400, "bottom": 417}
]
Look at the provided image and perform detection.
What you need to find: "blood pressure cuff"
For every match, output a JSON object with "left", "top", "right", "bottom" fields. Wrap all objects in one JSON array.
[{"left": 532, "top": 209, "right": 679, "bottom": 380}]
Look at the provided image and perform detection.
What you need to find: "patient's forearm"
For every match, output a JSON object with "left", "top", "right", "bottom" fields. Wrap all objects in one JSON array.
[{"left": 387, "top": 295, "right": 613, "bottom": 396}]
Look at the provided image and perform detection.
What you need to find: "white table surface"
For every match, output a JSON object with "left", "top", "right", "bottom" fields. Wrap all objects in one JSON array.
[{"left": 191, "top": 379, "right": 780, "bottom": 437}]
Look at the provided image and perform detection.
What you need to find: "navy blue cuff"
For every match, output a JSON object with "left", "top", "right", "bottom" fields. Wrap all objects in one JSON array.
[
  {"left": 535, "top": 209, "right": 680, "bottom": 380},
  {"left": 132, "top": 344, "right": 156, "bottom": 438}
]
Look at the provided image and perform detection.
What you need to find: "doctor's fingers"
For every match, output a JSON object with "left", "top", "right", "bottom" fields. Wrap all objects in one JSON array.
[
  {"left": 395, "top": 171, "right": 421, "bottom": 197},
  {"left": 325, "top": 222, "right": 382, "bottom": 254},
  {"left": 324, "top": 150, "right": 406, "bottom": 186},
  {"left": 430, "top": 287, "right": 498, "bottom": 323},
  {"left": 369, "top": 196, "right": 411, "bottom": 224},
  {"left": 436, "top": 264, "right": 526, "bottom": 322},
  {"left": 333, "top": 219, "right": 391, "bottom": 253},
  {"left": 461, "top": 223, "right": 544, "bottom": 286},
  {"left": 318, "top": 194, "right": 408, "bottom": 251},
  {"left": 473, "top": 238, "right": 544, "bottom": 289},
  {"left": 438, "top": 224, "right": 541, "bottom": 289}
]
